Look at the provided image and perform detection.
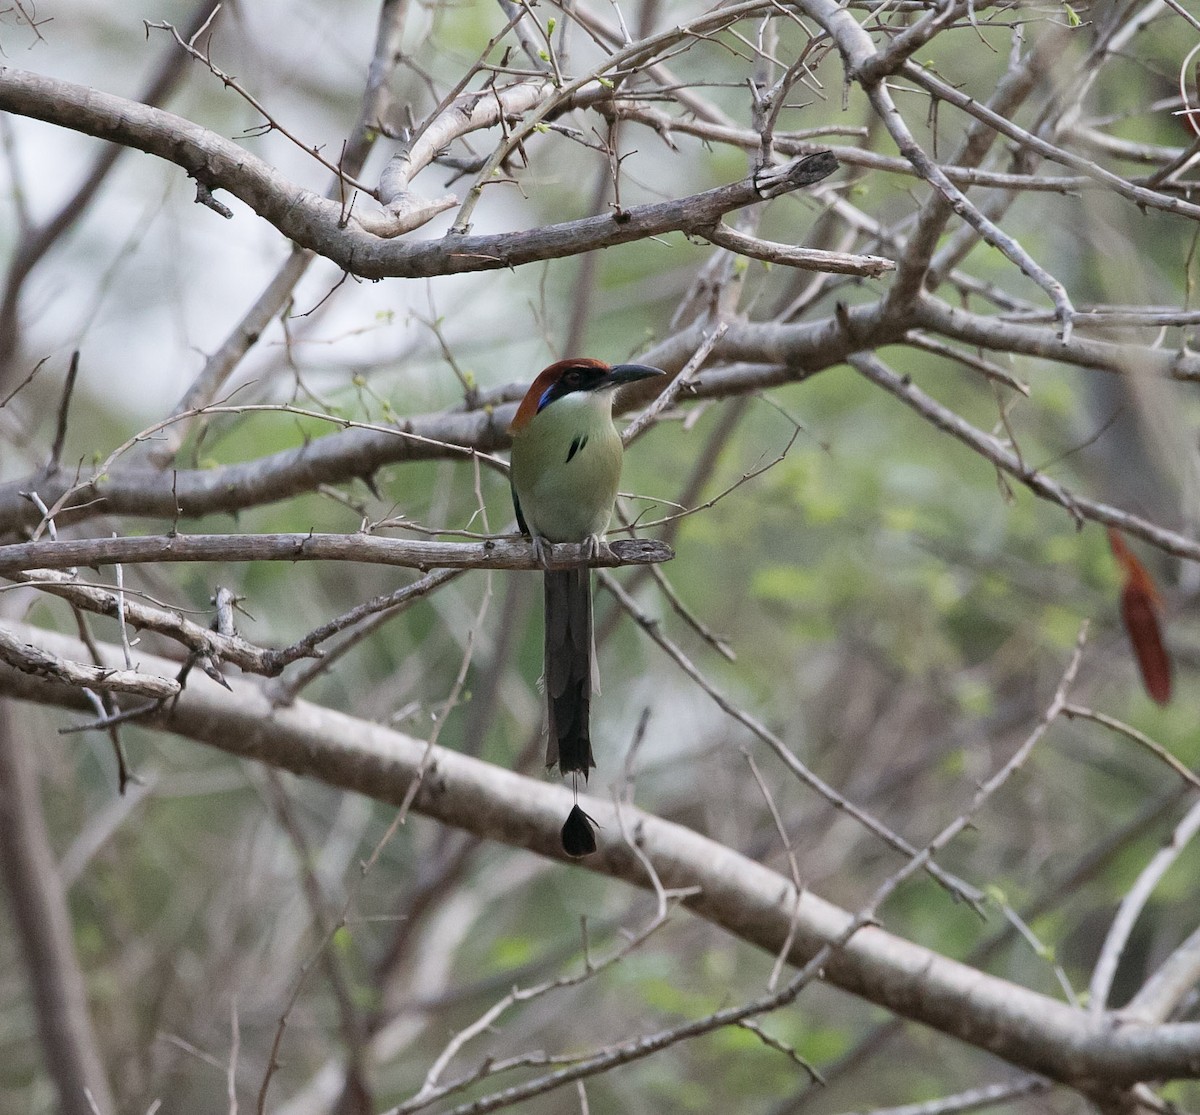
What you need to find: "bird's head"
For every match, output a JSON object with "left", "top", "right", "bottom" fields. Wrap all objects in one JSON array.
[{"left": 510, "top": 358, "right": 665, "bottom": 432}]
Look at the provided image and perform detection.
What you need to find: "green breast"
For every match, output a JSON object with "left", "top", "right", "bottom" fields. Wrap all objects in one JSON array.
[{"left": 511, "top": 399, "right": 623, "bottom": 542}]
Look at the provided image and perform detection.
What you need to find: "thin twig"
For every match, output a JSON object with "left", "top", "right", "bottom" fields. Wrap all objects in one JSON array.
[
  {"left": 144, "top": 15, "right": 377, "bottom": 197},
  {"left": 1063, "top": 704, "right": 1200, "bottom": 792},
  {"left": 827, "top": 1077, "right": 1052, "bottom": 1115},
  {"left": 598, "top": 571, "right": 985, "bottom": 907},
  {"left": 227, "top": 996, "right": 239, "bottom": 1115},
  {"left": 623, "top": 322, "right": 728, "bottom": 445},
  {"left": 387, "top": 887, "right": 696, "bottom": 1114},
  {"left": 1089, "top": 796, "right": 1200, "bottom": 1014},
  {"left": 7, "top": 568, "right": 302, "bottom": 677},
  {"left": 268, "top": 569, "right": 464, "bottom": 704},
  {"left": 743, "top": 749, "right": 806, "bottom": 990},
  {"left": 849, "top": 351, "right": 1200, "bottom": 562},
  {"left": 0, "top": 627, "right": 179, "bottom": 699}
]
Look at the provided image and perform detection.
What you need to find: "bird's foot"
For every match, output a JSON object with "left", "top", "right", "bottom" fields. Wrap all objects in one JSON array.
[
  {"left": 583, "top": 534, "right": 612, "bottom": 563},
  {"left": 533, "top": 534, "right": 611, "bottom": 567}
]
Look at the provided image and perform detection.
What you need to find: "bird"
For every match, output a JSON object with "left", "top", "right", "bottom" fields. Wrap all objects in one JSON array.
[{"left": 509, "top": 357, "right": 665, "bottom": 856}]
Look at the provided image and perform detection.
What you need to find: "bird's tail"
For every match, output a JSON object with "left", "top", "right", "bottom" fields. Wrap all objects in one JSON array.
[{"left": 543, "top": 566, "right": 596, "bottom": 777}]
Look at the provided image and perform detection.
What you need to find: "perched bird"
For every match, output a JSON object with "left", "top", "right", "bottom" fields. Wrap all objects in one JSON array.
[{"left": 509, "top": 357, "right": 665, "bottom": 855}]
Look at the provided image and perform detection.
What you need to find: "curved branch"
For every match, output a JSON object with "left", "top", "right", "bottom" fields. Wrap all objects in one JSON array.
[
  {"left": 700, "top": 221, "right": 895, "bottom": 277},
  {"left": 0, "top": 66, "right": 836, "bottom": 280},
  {"left": 2, "top": 622, "right": 1200, "bottom": 1090}
]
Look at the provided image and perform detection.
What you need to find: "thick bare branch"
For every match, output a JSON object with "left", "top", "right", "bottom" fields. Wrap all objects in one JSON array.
[
  {"left": 1, "top": 623, "right": 1199, "bottom": 1090},
  {"left": 0, "top": 534, "right": 673, "bottom": 575},
  {"left": 0, "top": 66, "right": 837, "bottom": 280}
]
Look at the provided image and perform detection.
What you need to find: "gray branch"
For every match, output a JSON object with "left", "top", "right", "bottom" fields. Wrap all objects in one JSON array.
[
  {"left": 0, "top": 534, "right": 673, "bottom": 576},
  {"left": 700, "top": 221, "right": 895, "bottom": 277},
  {"left": 9, "top": 569, "right": 307, "bottom": 677},
  {"left": 1, "top": 622, "right": 1199, "bottom": 1090},
  {"left": 0, "top": 627, "right": 179, "bottom": 698},
  {"left": 0, "top": 65, "right": 836, "bottom": 280}
]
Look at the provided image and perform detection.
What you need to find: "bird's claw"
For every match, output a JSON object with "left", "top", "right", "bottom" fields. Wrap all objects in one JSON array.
[
  {"left": 584, "top": 535, "right": 616, "bottom": 563},
  {"left": 531, "top": 534, "right": 610, "bottom": 568}
]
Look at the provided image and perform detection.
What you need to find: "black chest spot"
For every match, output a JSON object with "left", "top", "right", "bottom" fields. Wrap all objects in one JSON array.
[{"left": 565, "top": 433, "right": 589, "bottom": 464}]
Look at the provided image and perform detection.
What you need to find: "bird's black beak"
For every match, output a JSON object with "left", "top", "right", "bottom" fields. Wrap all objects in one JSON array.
[{"left": 607, "top": 363, "right": 666, "bottom": 385}]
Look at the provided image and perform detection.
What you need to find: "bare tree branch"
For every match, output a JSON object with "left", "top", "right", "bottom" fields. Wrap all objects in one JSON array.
[
  {"left": 6, "top": 568, "right": 310, "bottom": 676},
  {"left": 6, "top": 295, "right": 1198, "bottom": 540},
  {"left": 0, "top": 533, "right": 673, "bottom": 575},
  {"left": 0, "top": 627, "right": 180, "bottom": 698},
  {"left": 700, "top": 221, "right": 895, "bottom": 277},
  {"left": 0, "top": 66, "right": 838, "bottom": 279},
  {"left": 2, "top": 623, "right": 1200, "bottom": 1091}
]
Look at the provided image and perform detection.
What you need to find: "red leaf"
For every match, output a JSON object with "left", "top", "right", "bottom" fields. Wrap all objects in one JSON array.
[{"left": 1108, "top": 528, "right": 1172, "bottom": 705}]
